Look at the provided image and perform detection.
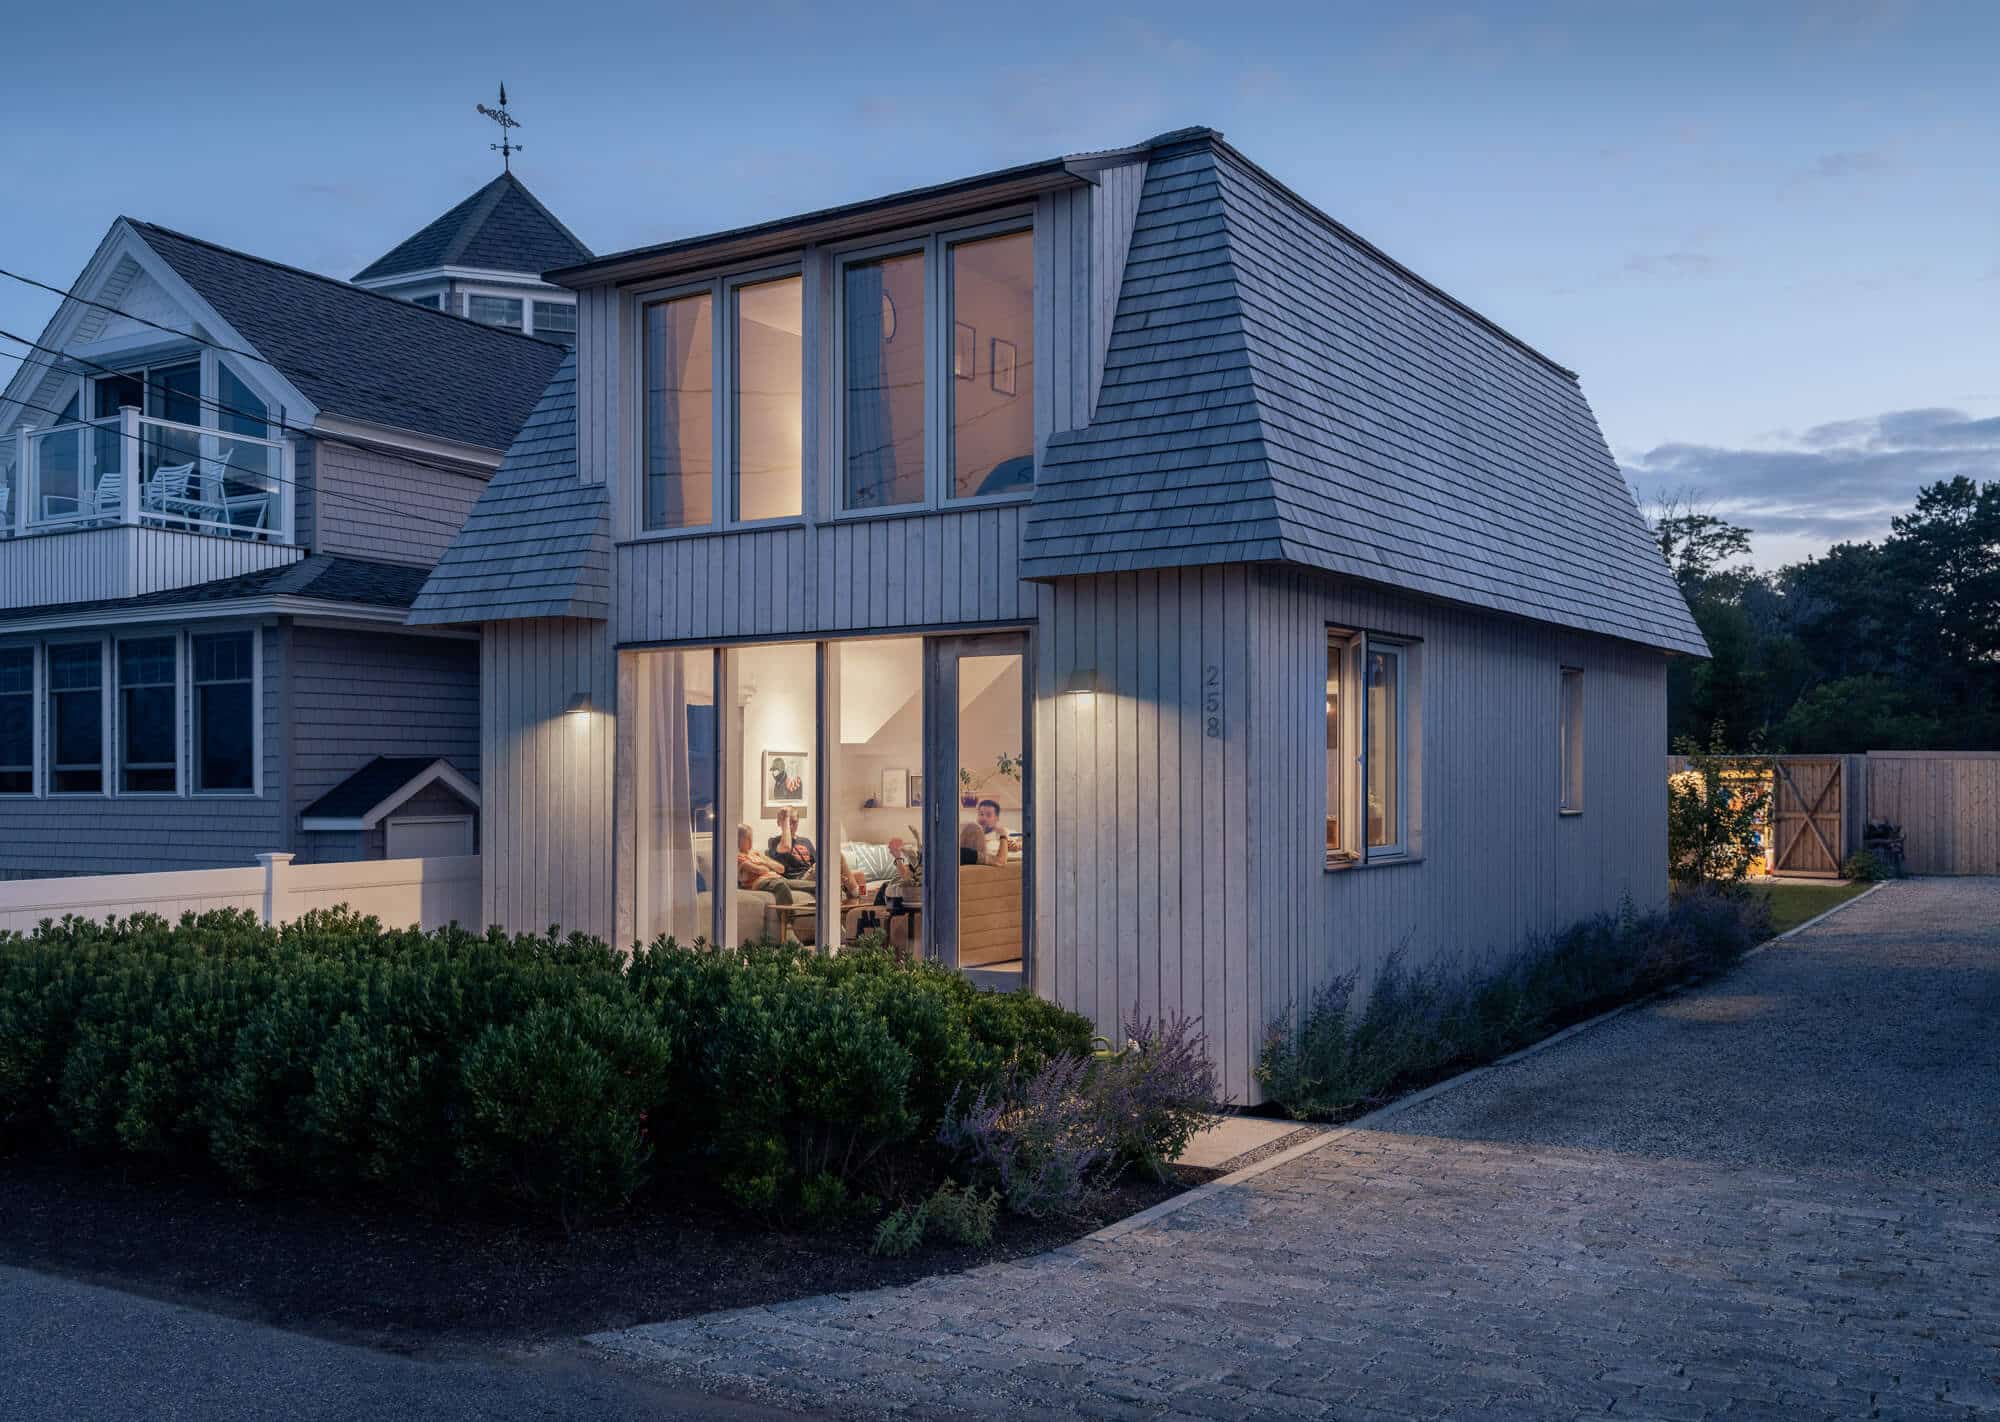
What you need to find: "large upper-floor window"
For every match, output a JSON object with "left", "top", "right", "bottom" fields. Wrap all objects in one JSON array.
[
  {"left": 0, "top": 648, "right": 32, "bottom": 795},
  {"left": 841, "top": 225, "right": 1035, "bottom": 511},
  {"left": 643, "top": 291, "right": 715, "bottom": 531},
  {"left": 118, "top": 637, "right": 178, "bottom": 794},
  {"left": 193, "top": 631, "right": 255, "bottom": 793},
  {"left": 1326, "top": 629, "right": 1416, "bottom": 866},
  {"left": 47, "top": 642, "right": 103, "bottom": 795},
  {"left": 732, "top": 276, "right": 803, "bottom": 521}
]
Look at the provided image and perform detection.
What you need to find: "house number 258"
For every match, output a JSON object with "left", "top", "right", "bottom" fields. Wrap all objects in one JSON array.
[{"left": 1204, "top": 664, "right": 1223, "bottom": 739}]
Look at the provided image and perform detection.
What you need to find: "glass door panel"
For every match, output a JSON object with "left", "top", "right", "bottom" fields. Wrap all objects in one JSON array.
[{"left": 926, "top": 633, "right": 1029, "bottom": 985}]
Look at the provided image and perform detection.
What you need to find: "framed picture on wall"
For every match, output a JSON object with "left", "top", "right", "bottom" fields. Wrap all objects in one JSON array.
[
  {"left": 880, "top": 767, "right": 910, "bottom": 808},
  {"left": 909, "top": 773, "right": 925, "bottom": 807},
  {"left": 762, "top": 750, "right": 809, "bottom": 812},
  {"left": 990, "top": 338, "right": 1017, "bottom": 396},
  {"left": 953, "top": 322, "right": 976, "bottom": 379}
]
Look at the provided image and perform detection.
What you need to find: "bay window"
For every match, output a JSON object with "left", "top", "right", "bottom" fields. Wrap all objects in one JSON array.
[
  {"left": 1327, "top": 629, "right": 1416, "bottom": 866},
  {"left": 117, "top": 637, "right": 178, "bottom": 794},
  {"left": 47, "top": 642, "right": 103, "bottom": 795},
  {"left": 193, "top": 631, "right": 255, "bottom": 793},
  {"left": 0, "top": 648, "right": 32, "bottom": 795}
]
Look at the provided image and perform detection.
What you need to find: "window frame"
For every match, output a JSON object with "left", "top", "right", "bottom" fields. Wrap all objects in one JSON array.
[
  {"left": 45, "top": 637, "right": 109, "bottom": 798},
  {"left": 115, "top": 633, "right": 182, "bottom": 797},
  {"left": 1559, "top": 665, "right": 1584, "bottom": 815},
  {"left": 831, "top": 211, "right": 1037, "bottom": 521},
  {"left": 190, "top": 626, "right": 261, "bottom": 798},
  {"left": 0, "top": 643, "right": 38, "bottom": 797},
  {"left": 633, "top": 261, "right": 807, "bottom": 539},
  {"left": 1325, "top": 627, "right": 1419, "bottom": 870}
]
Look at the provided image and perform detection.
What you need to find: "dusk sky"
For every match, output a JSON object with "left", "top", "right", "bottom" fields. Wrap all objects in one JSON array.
[{"left": 3, "top": 0, "right": 1994, "bottom": 567}]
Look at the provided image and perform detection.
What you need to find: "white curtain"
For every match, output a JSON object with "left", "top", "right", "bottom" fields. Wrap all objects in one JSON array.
[{"left": 643, "top": 651, "right": 702, "bottom": 942}]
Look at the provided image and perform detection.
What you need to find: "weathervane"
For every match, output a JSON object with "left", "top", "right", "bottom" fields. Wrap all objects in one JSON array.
[{"left": 476, "top": 83, "right": 522, "bottom": 171}]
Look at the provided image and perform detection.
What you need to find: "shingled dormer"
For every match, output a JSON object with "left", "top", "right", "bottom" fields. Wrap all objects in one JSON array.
[{"left": 351, "top": 172, "right": 593, "bottom": 343}]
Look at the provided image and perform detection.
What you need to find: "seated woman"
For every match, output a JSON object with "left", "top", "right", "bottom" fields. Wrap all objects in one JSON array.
[{"left": 737, "top": 821, "right": 815, "bottom": 942}]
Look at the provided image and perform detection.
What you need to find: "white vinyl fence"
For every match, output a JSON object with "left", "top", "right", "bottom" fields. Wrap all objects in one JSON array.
[{"left": 0, "top": 853, "right": 481, "bottom": 935}]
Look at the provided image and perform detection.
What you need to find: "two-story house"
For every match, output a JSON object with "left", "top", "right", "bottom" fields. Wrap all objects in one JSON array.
[
  {"left": 412, "top": 129, "right": 1705, "bottom": 1100},
  {"left": 0, "top": 181, "right": 578, "bottom": 876}
]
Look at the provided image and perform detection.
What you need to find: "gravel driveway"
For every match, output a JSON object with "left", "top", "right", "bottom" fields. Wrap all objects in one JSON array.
[{"left": 596, "top": 879, "right": 2000, "bottom": 1419}]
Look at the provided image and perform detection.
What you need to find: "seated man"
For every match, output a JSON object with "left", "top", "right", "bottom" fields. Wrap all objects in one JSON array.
[
  {"left": 771, "top": 808, "right": 867, "bottom": 900},
  {"left": 737, "top": 822, "right": 814, "bottom": 941},
  {"left": 959, "top": 798, "right": 1011, "bottom": 866}
]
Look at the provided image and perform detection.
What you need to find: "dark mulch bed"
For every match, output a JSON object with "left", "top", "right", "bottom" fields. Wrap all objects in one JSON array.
[{"left": 0, "top": 1150, "right": 1184, "bottom": 1355}]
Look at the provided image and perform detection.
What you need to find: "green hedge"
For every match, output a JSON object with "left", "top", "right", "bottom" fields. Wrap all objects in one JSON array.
[
  {"left": 1256, "top": 887, "right": 1770, "bottom": 1121},
  {"left": 0, "top": 910, "right": 1093, "bottom": 1229}
]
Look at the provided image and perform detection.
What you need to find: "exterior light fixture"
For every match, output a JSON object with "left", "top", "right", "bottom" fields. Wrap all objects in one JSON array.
[
  {"left": 1062, "top": 669, "right": 1097, "bottom": 697},
  {"left": 565, "top": 691, "right": 592, "bottom": 716}
]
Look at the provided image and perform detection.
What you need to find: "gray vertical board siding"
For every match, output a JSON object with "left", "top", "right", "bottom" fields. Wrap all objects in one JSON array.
[
  {"left": 480, "top": 617, "right": 616, "bottom": 940},
  {"left": 310, "top": 440, "right": 489, "bottom": 569},
  {"left": 0, "top": 619, "right": 286, "bottom": 876},
  {"left": 285, "top": 625, "right": 479, "bottom": 808},
  {"left": 1253, "top": 569, "right": 1669, "bottom": 1079},
  {"left": 1085, "top": 159, "right": 1146, "bottom": 416},
  {"left": 0, "top": 527, "right": 302, "bottom": 611},
  {"left": 1034, "top": 568, "right": 1255, "bottom": 1089}
]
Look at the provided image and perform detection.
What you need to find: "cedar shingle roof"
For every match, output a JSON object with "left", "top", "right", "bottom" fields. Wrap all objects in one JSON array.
[
  {"left": 130, "top": 222, "right": 567, "bottom": 452},
  {"left": 1019, "top": 134, "right": 1706, "bottom": 657},
  {"left": 352, "top": 173, "right": 594, "bottom": 284},
  {"left": 407, "top": 353, "right": 609, "bottom": 625}
]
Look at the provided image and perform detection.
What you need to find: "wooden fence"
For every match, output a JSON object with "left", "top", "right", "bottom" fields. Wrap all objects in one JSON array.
[
  {"left": 0, "top": 853, "right": 481, "bottom": 934},
  {"left": 1669, "top": 752, "right": 2000, "bottom": 876}
]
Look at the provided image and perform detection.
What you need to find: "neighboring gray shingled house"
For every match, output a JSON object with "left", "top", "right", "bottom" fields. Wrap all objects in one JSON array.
[
  {"left": 350, "top": 172, "right": 593, "bottom": 344},
  {"left": 417, "top": 127, "right": 1703, "bottom": 1101},
  {"left": 0, "top": 191, "right": 576, "bottom": 877}
]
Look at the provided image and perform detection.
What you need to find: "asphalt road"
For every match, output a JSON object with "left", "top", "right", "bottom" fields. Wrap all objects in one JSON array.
[{"left": 0, "top": 1263, "right": 808, "bottom": 1421}]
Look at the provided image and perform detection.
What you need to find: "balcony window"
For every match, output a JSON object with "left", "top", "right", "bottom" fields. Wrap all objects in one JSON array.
[
  {"left": 732, "top": 276, "right": 803, "bottom": 522},
  {"left": 47, "top": 642, "right": 103, "bottom": 795},
  {"left": 642, "top": 292, "right": 715, "bottom": 531},
  {"left": 118, "top": 637, "right": 178, "bottom": 794},
  {"left": 193, "top": 631, "right": 255, "bottom": 793},
  {"left": 0, "top": 648, "right": 32, "bottom": 795},
  {"left": 842, "top": 251, "right": 926, "bottom": 510},
  {"left": 532, "top": 300, "right": 577, "bottom": 343},
  {"left": 466, "top": 294, "right": 525, "bottom": 330},
  {"left": 948, "top": 230, "right": 1035, "bottom": 500}
]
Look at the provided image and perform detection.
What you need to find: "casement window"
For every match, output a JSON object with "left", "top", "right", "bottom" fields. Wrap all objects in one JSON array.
[
  {"left": 640, "top": 271, "right": 804, "bottom": 531},
  {"left": 839, "top": 222, "right": 1035, "bottom": 512},
  {"left": 46, "top": 642, "right": 104, "bottom": 795},
  {"left": 531, "top": 300, "right": 577, "bottom": 343},
  {"left": 0, "top": 647, "right": 33, "bottom": 795},
  {"left": 465, "top": 294, "right": 525, "bottom": 330},
  {"left": 1326, "top": 630, "right": 1417, "bottom": 867},
  {"left": 117, "top": 637, "right": 179, "bottom": 794},
  {"left": 410, "top": 294, "right": 443, "bottom": 310},
  {"left": 1559, "top": 666, "right": 1584, "bottom": 813},
  {"left": 192, "top": 631, "right": 256, "bottom": 793}
]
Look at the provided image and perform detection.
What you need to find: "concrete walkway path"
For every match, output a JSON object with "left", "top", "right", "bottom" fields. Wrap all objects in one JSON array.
[{"left": 595, "top": 879, "right": 2000, "bottom": 1420}]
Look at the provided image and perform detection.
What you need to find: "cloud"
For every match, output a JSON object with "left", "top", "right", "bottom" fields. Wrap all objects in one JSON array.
[{"left": 1621, "top": 407, "right": 2000, "bottom": 563}]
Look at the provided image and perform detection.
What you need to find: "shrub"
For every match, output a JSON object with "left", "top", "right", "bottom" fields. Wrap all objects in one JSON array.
[
  {"left": 939, "top": 1054, "right": 1114, "bottom": 1218},
  {"left": 1090, "top": 1011, "right": 1221, "bottom": 1181},
  {"left": 1258, "top": 890, "right": 1766, "bottom": 1121},
  {"left": 1669, "top": 727, "right": 1770, "bottom": 887},
  {"left": 1842, "top": 849, "right": 1891, "bottom": 881}
]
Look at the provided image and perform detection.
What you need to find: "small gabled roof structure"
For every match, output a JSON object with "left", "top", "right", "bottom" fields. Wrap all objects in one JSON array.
[
  {"left": 128, "top": 222, "right": 568, "bottom": 452},
  {"left": 408, "top": 352, "right": 609, "bottom": 625},
  {"left": 353, "top": 172, "right": 594, "bottom": 285},
  {"left": 299, "top": 756, "right": 480, "bottom": 832},
  {"left": 1019, "top": 132, "right": 1706, "bottom": 658}
]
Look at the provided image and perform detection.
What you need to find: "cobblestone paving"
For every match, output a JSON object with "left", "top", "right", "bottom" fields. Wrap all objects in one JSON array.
[{"left": 594, "top": 880, "right": 2000, "bottom": 1419}]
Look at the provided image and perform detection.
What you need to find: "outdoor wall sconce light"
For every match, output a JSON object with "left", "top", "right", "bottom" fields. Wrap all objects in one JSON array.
[
  {"left": 1062, "top": 669, "right": 1097, "bottom": 698},
  {"left": 565, "top": 691, "right": 593, "bottom": 716}
]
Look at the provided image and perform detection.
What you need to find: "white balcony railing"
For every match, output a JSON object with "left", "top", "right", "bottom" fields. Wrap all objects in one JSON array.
[{"left": 4, "top": 408, "right": 294, "bottom": 543}]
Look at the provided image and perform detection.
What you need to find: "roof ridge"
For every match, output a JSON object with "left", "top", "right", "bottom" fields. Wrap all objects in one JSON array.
[
  {"left": 126, "top": 219, "right": 566, "bottom": 352},
  {"left": 437, "top": 176, "right": 517, "bottom": 268}
]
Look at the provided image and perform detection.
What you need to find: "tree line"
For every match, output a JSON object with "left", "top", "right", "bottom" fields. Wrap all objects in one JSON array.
[{"left": 1655, "top": 476, "right": 2000, "bottom": 753}]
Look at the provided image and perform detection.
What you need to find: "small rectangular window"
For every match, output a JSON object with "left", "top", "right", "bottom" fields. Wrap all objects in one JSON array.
[
  {"left": 118, "top": 637, "right": 177, "bottom": 794},
  {"left": 193, "top": 632, "right": 255, "bottom": 793},
  {"left": 47, "top": 642, "right": 103, "bottom": 794},
  {"left": 1365, "top": 644, "right": 1405, "bottom": 854},
  {"left": 0, "top": 647, "right": 33, "bottom": 795},
  {"left": 842, "top": 250, "right": 926, "bottom": 510},
  {"left": 642, "top": 292, "right": 715, "bottom": 530},
  {"left": 1560, "top": 667, "right": 1584, "bottom": 813},
  {"left": 466, "top": 294, "right": 524, "bottom": 330},
  {"left": 731, "top": 275, "right": 803, "bottom": 522},
  {"left": 410, "top": 294, "right": 442, "bottom": 310},
  {"left": 532, "top": 300, "right": 577, "bottom": 343}
]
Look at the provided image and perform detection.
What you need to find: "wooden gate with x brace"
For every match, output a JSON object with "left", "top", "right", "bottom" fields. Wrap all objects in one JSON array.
[{"left": 1770, "top": 757, "right": 1844, "bottom": 878}]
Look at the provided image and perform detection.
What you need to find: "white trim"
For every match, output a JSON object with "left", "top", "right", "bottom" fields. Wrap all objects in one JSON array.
[
  {"left": 384, "top": 813, "right": 476, "bottom": 858},
  {"left": 354, "top": 265, "right": 571, "bottom": 294},
  {"left": 299, "top": 756, "right": 480, "bottom": 831},
  {"left": 308, "top": 415, "right": 505, "bottom": 471},
  {"left": 0, "top": 595, "right": 423, "bottom": 638}
]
